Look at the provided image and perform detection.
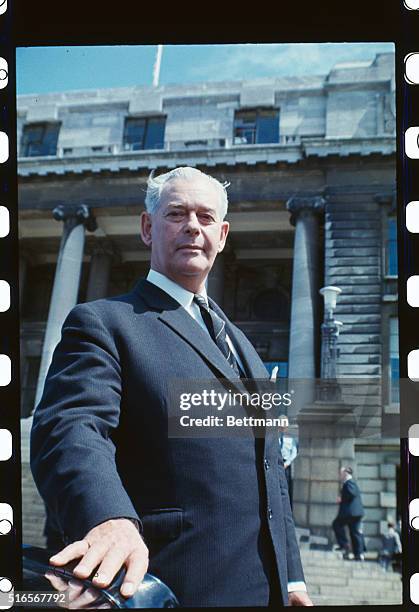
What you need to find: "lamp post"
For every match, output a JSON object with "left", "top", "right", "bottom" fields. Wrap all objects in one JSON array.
[{"left": 319, "top": 286, "right": 343, "bottom": 400}]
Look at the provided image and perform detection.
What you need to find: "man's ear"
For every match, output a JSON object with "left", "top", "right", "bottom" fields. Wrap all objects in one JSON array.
[
  {"left": 217, "top": 221, "right": 230, "bottom": 252},
  {"left": 140, "top": 211, "right": 152, "bottom": 247}
]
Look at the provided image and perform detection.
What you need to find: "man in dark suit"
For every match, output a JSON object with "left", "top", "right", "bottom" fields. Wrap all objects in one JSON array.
[
  {"left": 31, "top": 167, "right": 312, "bottom": 606},
  {"left": 332, "top": 466, "right": 365, "bottom": 560}
]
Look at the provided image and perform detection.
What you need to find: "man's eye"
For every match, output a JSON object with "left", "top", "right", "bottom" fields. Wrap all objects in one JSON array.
[{"left": 200, "top": 214, "right": 215, "bottom": 222}]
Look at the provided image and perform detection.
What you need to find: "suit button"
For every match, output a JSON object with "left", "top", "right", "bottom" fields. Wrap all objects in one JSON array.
[
  {"left": 264, "top": 459, "right": 270, "bottom": 470},
  {"left": 268, "top": 508, "right": 273, "bottom": 520}
]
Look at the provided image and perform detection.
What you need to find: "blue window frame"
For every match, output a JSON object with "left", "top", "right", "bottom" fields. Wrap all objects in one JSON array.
[
  {"left": 123, "top": 116, "right": 166, "bottom": 150},
  {"left": 387, "top": 217, "right": 398, "bottom": 276},
  {"left": 234, "top": 109, "right": 279, "bottom": 145},
  {"left": 390, "top": 317, "right": 399, "bottom": 404},
  {"left": 21, "top": 123, "right": 61, "bottom": 157}
]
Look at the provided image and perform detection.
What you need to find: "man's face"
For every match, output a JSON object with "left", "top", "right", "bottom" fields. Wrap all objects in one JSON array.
[{"left": 140, "top": 177, "right": 229, "bottom": 292}]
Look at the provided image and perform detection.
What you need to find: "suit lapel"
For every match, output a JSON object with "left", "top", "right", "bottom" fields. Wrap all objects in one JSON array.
[
  {"left": 158, "top": 308, "right": 244, "bottom": 384},
  {"left": 134, "top": 279, "right": 244, "bottom": 386}
]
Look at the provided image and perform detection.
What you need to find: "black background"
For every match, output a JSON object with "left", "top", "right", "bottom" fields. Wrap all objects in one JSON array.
[{"left": 5, "top": 1, "right": 418, "bottom": 609}]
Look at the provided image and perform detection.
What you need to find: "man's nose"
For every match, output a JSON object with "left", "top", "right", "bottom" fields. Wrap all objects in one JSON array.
[{"left": 184, "top": 212, "right": 201, "bottom": 234}]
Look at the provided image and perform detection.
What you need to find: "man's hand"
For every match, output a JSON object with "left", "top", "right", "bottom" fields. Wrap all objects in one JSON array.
[
  {"left": 288, "top": 591, "right": 314, "bottom": 606},
  {"left": 49, "top": 518, "right": 149, "bottom": 598}
]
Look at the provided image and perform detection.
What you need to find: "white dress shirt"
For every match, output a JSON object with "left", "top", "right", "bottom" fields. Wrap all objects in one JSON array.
[
  {"left": 146, "top": 269, "right": 245, "bottom": 373},
  {"left": 146, "top": 269, "right": 306, "bottom": 594}
]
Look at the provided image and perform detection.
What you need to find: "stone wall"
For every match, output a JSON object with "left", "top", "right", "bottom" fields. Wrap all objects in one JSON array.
[
  {"left": 292, "top": 437, "right": 399, "bottom": 552},
  {"left": 324, "top": 194, "right": 383, "bottom": 437},
  {"left": 22, "top": 461, "right": 46, "bottom": 547},
  {"left": 355, "top": 442, "right": 399, "bottom": 551}
]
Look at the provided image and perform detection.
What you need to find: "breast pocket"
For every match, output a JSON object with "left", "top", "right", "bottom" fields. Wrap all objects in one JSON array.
[{"left": 140, "top": 508, "right": 184, "bottom": 543}]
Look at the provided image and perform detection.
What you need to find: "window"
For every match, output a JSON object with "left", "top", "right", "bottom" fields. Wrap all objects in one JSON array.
[
  {"left": 21, "top": 122, "right": 60, "bottom": 157},
  {"left": 390, "top": 317, "right": 399, "bottom": 404},
  {"left": 233, "top": 109, "right": 279, "bottom": 145},
  {"left": 22, "top": 265, "right": 54, "bottom": 321},
  {"left": 386, "top": 217, "right": 398, "bottom": 276},
  {"left": 123, "top": 116, "right": 166, "bottom": 150},
  {"left": 252, "top": 288, "right": 289, "bottom": 321}
]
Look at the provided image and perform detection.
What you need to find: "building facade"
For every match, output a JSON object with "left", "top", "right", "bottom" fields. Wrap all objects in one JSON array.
[{"left": 18, "top": 52, "right": 398, "bottom": 552}]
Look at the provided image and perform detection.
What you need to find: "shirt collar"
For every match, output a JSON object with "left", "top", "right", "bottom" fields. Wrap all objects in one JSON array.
[{"left": 147, "top": 269, "right": 208, "bottom": 308}]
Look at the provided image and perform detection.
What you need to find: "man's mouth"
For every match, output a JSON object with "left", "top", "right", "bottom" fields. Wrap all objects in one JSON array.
[{"left": 178, "top": 245, "right": 203, "bottom": 251}]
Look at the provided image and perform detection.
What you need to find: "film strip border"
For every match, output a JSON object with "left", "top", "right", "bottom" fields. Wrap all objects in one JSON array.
[
  {"left": 402, "top": 0, "right": 419, "bottom": 605},
  {"left": 0, "top": 0, "right": 22, "bottom": 607}
]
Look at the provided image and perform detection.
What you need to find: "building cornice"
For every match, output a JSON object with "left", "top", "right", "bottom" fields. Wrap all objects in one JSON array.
[
  {"left": 17, "top": 137, "right": 396, "bottom": 179},
  {"left": 303, "top": 137, "right": 395, "bottom": 158}
]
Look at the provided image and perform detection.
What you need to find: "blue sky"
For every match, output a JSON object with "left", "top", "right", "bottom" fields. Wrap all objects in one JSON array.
[{"left": 16, "top": 42, "right": 395, "bottom": 95}]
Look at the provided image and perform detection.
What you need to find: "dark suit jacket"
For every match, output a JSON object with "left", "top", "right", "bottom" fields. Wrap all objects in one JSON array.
[
  {"left": 30, "top": 279, "right": 305, "bottom": 606},
  {"left": 338, "top": 478, "right": 364, "bottom": 519}
]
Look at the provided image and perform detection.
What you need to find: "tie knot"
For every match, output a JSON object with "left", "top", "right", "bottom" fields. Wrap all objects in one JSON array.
[{"left": 194, "top": 294, "right": 209, "bottom": 311}]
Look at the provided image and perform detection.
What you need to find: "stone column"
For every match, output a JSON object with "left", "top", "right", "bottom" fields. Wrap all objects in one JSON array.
[
  {"left": 86, "top": 242, "right": 113, "bottom": 302},
  {"left": 286, "top": 196, "right": 325, "bottom": 415},
  {"left": 34, "top": 205, "right": 97, "bottom": 408},
  {"left": 207, "top": 253, "right": 224, "bottom": 307}
]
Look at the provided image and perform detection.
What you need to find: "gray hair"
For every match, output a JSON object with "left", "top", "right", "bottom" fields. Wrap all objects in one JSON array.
[{"left": 144, "top": 166, "right": 229, "bottom": 219}]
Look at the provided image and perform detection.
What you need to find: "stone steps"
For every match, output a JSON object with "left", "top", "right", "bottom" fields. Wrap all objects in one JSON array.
[
  {"left": 305, "top": 578, "right": 401, "bottom": 593},
  {"left": 312, "top": 594, "right": 402, "bottom": 605},
  {"left": 313, "top": 585, "right": 401, "bottom": 599},
  {"left": 301, "top": 558, "right": 401, "bottom": 575},
  {"left": 304, "top": 569, "right": 401, "bottom": 587},
  {"left": 300, "top": 549, "right": 402, "bottom": 605},
  {"left": 301, "top": 556, "right": 386, "bottom": 571}
]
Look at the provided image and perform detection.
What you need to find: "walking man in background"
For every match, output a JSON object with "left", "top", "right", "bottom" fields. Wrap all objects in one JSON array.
[
  {"left": 378, "top": 519, "right": 402, "bottom": 572},
  {"left": 332, "top": 466, "right": 365, "bottom": 560}
]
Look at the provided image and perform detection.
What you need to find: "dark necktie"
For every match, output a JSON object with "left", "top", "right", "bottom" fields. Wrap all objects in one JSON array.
[{"left": 194, "top": 294, "right": 241, "bottom": 377}]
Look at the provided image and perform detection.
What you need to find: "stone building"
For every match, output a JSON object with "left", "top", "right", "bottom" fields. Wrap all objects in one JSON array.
[{"left": 18, "top": 52, "right": 398, "bottom": 552}]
